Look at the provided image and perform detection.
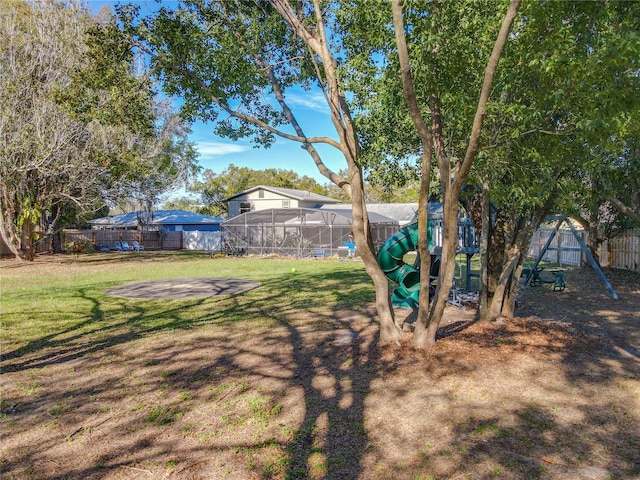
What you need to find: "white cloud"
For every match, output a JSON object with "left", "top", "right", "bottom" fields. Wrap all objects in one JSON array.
[
  {"left": 285, "top": 91, "right": 329, "bottom": 112},
  {"left": 195, "top": 141, "right": 249, "bottom": 157}
]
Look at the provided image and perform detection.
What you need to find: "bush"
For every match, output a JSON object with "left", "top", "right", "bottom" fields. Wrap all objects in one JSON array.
[{"left": 65, "top": 240, "right": 95, "bottom": 254}]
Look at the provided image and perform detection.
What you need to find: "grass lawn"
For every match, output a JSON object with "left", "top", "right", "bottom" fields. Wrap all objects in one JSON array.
[
  {"left": 1, "top": 252, "right": 639, "bottom": 480},
  {"left": 1, "top": 252, "right": 373, "bottom": 350}
]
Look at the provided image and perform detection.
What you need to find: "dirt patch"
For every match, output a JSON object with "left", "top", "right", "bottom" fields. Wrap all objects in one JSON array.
[
  {"left": 1, "top": 263, "right": 638, "bottom": 480},
  {"left": 105, "top": 278, "right": 261, "bottom": 300}
]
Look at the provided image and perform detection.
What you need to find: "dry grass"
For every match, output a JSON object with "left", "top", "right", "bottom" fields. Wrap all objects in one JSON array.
[{"left": 1, "top": 254, "right": 639, "bottom": 479}]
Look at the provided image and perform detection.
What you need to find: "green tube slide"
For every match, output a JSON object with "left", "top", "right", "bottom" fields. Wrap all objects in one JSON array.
[{"left": 377, "top": 222, "right": 432, "bottom": 308}]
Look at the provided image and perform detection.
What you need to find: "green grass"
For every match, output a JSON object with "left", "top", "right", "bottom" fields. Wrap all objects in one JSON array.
[
  {"left": 1, "top": 250, "right": 564, "bottom": 353},
  {"left": 0, "top": 252, "right": 374, "bottom": 351}
]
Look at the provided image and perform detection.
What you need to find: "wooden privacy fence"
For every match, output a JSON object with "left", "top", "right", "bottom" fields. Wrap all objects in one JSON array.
[
  {"left": 34, "top": 227, "right": 640, "bottom": 271},
  {"left": 528, "top": 227, "right": 640, "bottom": 272},
  {"left": 56, "top": 230, "right": 222, "bottom": 252},
  {"left": 62, "top": 230, "right": 183, "bottom": 251},
  {"left": 601, "top": 229, "right": 640, "bottom": 272}
]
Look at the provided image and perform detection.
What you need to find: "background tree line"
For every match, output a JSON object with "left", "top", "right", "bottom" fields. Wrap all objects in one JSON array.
[
  {"left": 0, "top": 0, "right": 198, "bottom": 259},
  {"left": 164, "top": 164, "right": 423, "bottom": 217}
]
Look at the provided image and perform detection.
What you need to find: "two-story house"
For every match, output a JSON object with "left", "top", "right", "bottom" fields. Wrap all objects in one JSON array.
[{"left": 223, "top": 185, "right": 341, "bottom": 217}]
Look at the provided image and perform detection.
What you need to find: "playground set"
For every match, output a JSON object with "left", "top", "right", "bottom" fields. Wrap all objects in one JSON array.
[
  {"left": 377, "top": 217, "right": 479, "bottom": 308},
  {"left": 377, "top": 214, "right": 619, "bottom": 308}
]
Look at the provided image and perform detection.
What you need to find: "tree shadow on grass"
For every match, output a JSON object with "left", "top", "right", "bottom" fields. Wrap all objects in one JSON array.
[
  {"left": 1, "top": 266, "right": 388, "bottom": 479},
  {"left": 2, "top": 263, "right": 638, "bottom": 479}
]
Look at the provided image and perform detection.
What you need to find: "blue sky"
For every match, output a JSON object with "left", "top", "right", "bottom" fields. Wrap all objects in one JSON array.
[
  {"left": 187, "top": 90, "right": 345, "bottom": 184},
  {"left": 86, "top": 0, "right": 345, "bottom": 187}
]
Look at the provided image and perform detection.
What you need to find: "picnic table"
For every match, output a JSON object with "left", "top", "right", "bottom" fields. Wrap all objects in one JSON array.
[{"left": 529, "top": 266, "right": 565, "bottom": 292}]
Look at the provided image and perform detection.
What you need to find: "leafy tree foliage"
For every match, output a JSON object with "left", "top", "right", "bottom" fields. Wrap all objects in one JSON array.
[
  {"left": 0, "top": 0, "right": 198, "bottom": 259},
  {"left": 467, "top": 0, "right": 640, "bottom": 319},
  {"left": 160, "top": 196, "right": 203, "bottom": 214},
  {"left": 340, "top": 0, "right": 520, "bottom": 343},
  {"left": 339, "top": 0, "right": 638, "bottom": 326},
  {"left": 110, "top": 0, "right": 636, "bottom": 343}
]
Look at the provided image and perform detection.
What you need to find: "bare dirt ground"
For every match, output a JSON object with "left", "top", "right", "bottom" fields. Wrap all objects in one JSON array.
[{"left": 1, "top": 261, "right": 639, "bottom": 480}]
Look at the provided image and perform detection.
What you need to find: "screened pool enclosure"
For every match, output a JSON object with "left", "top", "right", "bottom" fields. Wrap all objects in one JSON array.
[{"left": 221, "top": 208, "right": 399, "bottom": 257}]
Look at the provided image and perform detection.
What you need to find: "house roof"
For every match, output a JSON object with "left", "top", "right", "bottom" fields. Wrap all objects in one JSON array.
[
  {"left": 88, "top": 210, "right": 224, "bottom": 228},
  {"left": 222, "top": 185, "right": 341, "bottom": 204},
  {"left": 320, "top": 202, "right": 443, "bottom": 225}
]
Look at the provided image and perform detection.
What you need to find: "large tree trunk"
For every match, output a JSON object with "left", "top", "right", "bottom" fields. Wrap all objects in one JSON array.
[
  {"left": 52, "top": 230, "right": 63, "bottom": 254},
  {"left": 0, "top": 213, "right": 23, "bottom": 261},
  {"left": 269, "top": 0, "right": 403, "bottom": 342},
  {"left": 390, "top": 0, "right": 434, "bottom": 347},
  {"left": 487, "top": 247, "right": 520, "bottom": 320},
  {"left": 50, "top": 203, "right": 64, "bottom": 254},
  {"left": 501, "top": 262, "right": 522, "bottom": 318},
  {"left": 0, "top": 185, "right": 23, "bottom": 260},
  {"left": 477, "top": 188, "right": 491, "bottom": 322},
  {"left": 412, "top": 178, "right": 434, "bottom": 347},
  {"left": 425, "top": 0, "right": 521, "bottom": 344},
  {"left": 348, "top": 164, "right": 403, "bottom": 343},
  {"left": 20, "top": 220, "right": 35, "bottom": 261},
  {"left": 476, "top": 206, "right": 544, "bottom": 321},
  {"left": 425, "top": 190, "right": 460, "bottom": 343}
]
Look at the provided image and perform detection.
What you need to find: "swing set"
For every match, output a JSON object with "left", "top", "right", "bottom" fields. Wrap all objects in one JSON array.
[{"left": 523, "top": 215, "right": 619, "bottom": 299}]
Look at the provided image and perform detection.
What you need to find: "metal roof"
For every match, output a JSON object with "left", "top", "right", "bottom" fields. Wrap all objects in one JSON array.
[
  {"left": 88, "top": 210, "right": 224, "bottom": 227},
  {"left": 222, "top": 185, "right": 341, "bottom": 204},
  {"left": 320, "top": 202, "right": 443, "bottom": 225}
]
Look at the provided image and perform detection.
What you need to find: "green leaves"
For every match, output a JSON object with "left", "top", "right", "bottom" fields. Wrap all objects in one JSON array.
[
  {"left": 17, "top": 198, "right": 41, "bottom": 230},
  {"left": 0, "top": 1, "right": 200, "bottom": 258},
  {"left": 122, "top": 0, "right": 313, "bottom": 149}
]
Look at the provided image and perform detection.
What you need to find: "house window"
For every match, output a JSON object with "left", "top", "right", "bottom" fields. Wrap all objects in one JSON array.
[
  {"left": 259, "top": 190, "right": 265, "bottom": 198},
  {"left": 282, "top": 200, "right": 290, "bottom": 208},
  {"left": 240, "top": 202, "right": 251, "bottom": 214}
]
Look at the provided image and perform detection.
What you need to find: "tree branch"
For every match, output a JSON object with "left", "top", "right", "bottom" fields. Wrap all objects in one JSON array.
[
  {"left": 608, "top": 197, "right": 640, "bottom": 224},
  {"left": 391, "top": 0, "right": 435, "bottom": 344},
  {"left": 456, "top": 0, "right": 521, "bottom": 186},
  {"left": 217, "top": 2, "right": 345, "bottom": 186},
  {"left": 270, "top": 0, "right": 360, "bottom": 165}
]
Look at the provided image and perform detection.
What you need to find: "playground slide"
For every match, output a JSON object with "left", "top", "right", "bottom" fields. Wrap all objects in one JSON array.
[{"left": 377, "top": 222, "right": 433, "bottom": 308}]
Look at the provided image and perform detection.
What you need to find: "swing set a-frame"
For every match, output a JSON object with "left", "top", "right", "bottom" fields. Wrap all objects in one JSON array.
[{"left": 523, "top": 215, "right": 619, "bottom": 299}]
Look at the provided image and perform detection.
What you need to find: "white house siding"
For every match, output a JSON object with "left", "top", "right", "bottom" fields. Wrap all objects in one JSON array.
[
  {"left": 182, "top": 231, "right": 221, "bottom": 251},
  {"left": 228, "top": 193, "right": 300, "bottom": 217}
]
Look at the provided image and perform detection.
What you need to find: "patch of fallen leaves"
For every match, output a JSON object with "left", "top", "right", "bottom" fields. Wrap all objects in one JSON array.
[{"left": 377, "top": 315, "right": 598, "bottom": 374}]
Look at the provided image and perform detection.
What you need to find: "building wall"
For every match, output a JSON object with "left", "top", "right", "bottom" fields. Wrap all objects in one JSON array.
[
  {"left": 227, "top": 190, "right": 303, "bottom": 217},
  {"left": 182, "top": 231, "right": 221, "bottom": 251},
  {"left": 163, "top": 224, "right": 220, "bottom": 232}
]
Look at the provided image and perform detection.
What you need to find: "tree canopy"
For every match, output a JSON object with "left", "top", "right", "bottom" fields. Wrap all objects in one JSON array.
[
  {"left": 105, "top": 0, "right": 638, "bottom": 344},
  {"left": 338, "top": 0, "right": 639, "bottom": 324},
  {"left": 117, "top": 0, "right": 413, "bottom": 341},
  {"left": 0, "top": 0, "right": 198, "bottom": 259}
]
